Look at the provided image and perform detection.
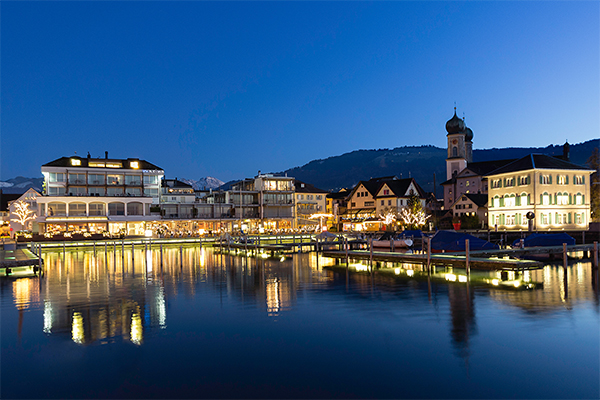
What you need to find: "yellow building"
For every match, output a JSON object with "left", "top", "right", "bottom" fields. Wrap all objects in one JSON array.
[
  {"left": 486, "top": 154, "right": 593, "bottom": 231},
  {"left": 294, "top": 180, "right": 327, "bottom": 231}
]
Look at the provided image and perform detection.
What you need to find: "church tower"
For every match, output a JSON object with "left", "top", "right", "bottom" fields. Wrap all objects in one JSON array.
[{"left": 445, "top": 108, "right": 473, "bottom": 180}]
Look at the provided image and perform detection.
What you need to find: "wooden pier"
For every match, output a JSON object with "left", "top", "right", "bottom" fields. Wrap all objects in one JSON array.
[
  {"left": 322, "top": 249, "right": 544, "bottom": 271},
  {"left": 0, "top": 248, "right": 43, "bottom": 277}
]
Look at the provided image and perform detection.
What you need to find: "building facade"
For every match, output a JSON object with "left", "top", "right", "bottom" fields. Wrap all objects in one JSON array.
[
  {"left": 294, "top": 180, "right": 327, "bottom": 230},
  {"left": 486, "top": 154, "right": 592, "bottom": 231},
  {"left": 37, "top": 154, "right": 164, "bottom": 236}
]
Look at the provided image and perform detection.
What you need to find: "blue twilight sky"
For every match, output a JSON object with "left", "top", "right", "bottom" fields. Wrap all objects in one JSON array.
[{"left": 1, "top": 1, "right": 598, "bottom": 182}]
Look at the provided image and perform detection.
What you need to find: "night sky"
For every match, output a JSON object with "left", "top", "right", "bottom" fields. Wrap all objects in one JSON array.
[{"left": 2, "top": 1, "right": 598, "bottom": 182}]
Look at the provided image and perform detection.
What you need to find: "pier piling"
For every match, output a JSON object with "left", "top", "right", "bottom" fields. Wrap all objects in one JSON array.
[
  {"left": 563, "top": 243, "right": 568, "bottom": 272},
  {"left": 593, "top": 242, "right": 598, "bottom": 269},
  {"left": 466, "top": 239, "right": 470, "bottom": 278}
]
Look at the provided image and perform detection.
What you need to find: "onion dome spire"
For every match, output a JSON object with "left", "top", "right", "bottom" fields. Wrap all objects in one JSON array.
[{"left": 445, "top": 107, "right": 465, "bottom": 135}]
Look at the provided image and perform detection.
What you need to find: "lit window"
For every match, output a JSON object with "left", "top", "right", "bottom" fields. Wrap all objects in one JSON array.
[
  {"left": 574, "top": 176, "right": 584, "bottom": 185},
  {"left": 71, "top": 158, "right": 81, "bottom": 166},
  {"left": 557, "top": 175, "right": 566, "bottom": 185},
  {"left": 130, "top": 161, "right": 140, "bottom": 169},
  {"left": 541, "top": 175, "right": 550, "bottom": 184},
  {"left": 520, "top": 194, "right": 528, "bottom": 206},
  {"left": 576, "top": 194, "right": 583, "bottom": 205}
]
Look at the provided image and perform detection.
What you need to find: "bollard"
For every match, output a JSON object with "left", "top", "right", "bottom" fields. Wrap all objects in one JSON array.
[
  {"left": 563, "top": 243, "right": 568, "bottom": 272},
  {"left": 465, "top": 239, "right": 470, "bottom": 278}
]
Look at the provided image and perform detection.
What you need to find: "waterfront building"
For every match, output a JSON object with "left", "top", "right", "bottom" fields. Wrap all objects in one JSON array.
[
  {"left": 342, "top": 176, "right": 426, "bottom": 231},
  {"left": 37, "top": 153, "right": 164, "bottom": 236},
  {"left": 8, "top": 188, "right": 41, "bottom": 237},
  {"left": 294, "top": 180, "right": 327, "bottom": 230},
  {"left": 220, "top": 173, "right": 295, "bottom": 232},
  {"left": 486, "top": 154, "right": 593, "bottom": 231},
  {"left": 449, "top": 193, "right": 488, "bottom": 228},
  {"left": 325, "top": 189, "right": 349, "bottom": 231}
]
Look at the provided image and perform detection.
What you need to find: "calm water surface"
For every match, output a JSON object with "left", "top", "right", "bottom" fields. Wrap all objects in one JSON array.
[{"left": 2, "top": 246, "right": 599, "bottom": 399}]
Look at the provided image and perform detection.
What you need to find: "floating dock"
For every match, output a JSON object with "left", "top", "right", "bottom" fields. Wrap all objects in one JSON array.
[
  {"left": 0, "top": 248, "right": 43, "bottom": 277},
  {"left": 322, "top": 250, "right": 544, "bottom": 271}
]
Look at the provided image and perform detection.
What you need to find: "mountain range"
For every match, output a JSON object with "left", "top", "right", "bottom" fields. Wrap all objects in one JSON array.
[
  {"left": 2, "top": 139, "right": 597, "bottom": 196},
  {"left": 278, "top": 139, "right": 599, "bottom": 195}
]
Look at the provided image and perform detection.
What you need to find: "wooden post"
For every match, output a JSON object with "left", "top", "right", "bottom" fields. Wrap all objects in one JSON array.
[
  {"left": 563, "top": 243, "right": 568, "bottom": 272},
  {"left": 105, "top": 241, "right": 107, "bottom": 253},
  {"left": 369, "top": 238, "right": 373, "bottom": 267},
  {"left": 345, "top": 237, "right": 349, "bottom": 266},
  {"left": 427, "top": 237, "right": 431, "bottom": 271},
  {"left": 180, "top": 246, "right": 183, "bottom": 268},
  {"left": 582, "top": 231, "right": 585, "bottom": 245},
  {"left": 465, "top": 239, "right": 470, "bottom": 278},
  {"left": 63, "top": 241, "right": 66, "bottom": 256},
  {"left": 160, "top": 244, "right": 163, "bottom": 266},
  {"left": 593, "top": 241, "right": 598, "bottom": 269},
  {"left": 132, "top": 243, "right": 135, "bottom": 261},
  {"left": 391, "top": 236, "right": 395, "bottom": 252},
  {"left": 93, "top": 242, "right": 96, "bottom": 255}
]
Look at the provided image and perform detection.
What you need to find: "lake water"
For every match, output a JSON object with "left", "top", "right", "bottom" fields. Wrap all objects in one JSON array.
[{"left": 2, "top": 245, "right": 599, "bottom": 399}]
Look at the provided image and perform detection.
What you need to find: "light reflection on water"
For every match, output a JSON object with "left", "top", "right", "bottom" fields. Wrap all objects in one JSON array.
[{"left": 1, "top": 245, "right": 599, "bottom": 399}]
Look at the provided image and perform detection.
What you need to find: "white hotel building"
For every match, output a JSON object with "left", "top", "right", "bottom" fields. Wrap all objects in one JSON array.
[{"left": 37, "top": 153, "right": 164, "bottom": 236}]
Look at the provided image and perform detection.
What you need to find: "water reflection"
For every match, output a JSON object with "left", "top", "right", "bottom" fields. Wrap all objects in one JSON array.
[{"left": 4, "top": 245, "right": 599, "bottom": 351}]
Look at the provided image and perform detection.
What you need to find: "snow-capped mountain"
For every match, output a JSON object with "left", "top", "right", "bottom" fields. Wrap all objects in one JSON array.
[
  {"left": 0, "top": 176, "right": 44, "bottom": 194},
  {"left": 181, "top": 177, "right": 225, "bottom": 191}
]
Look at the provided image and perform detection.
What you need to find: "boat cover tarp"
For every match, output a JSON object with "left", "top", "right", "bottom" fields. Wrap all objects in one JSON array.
[
  {"left": 431, "top": 230, "right": 498, "bottom": 252},
  {"left": 512, "top": 233, "right": 575, "bottom": 248},
  {"left": 401, "top": 230, "right": 422, "bottom": 238}
]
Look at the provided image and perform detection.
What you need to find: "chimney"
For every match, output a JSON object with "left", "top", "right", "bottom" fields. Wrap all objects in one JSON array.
[
  {"left": 87, "top": 152, "right": 91, "bottom": 159},
  {"left": 105, "top": 151, "right": 108, "bottom": 159},
  {"left": 563, "top": 141, "right": 570, "bottom": 162}
]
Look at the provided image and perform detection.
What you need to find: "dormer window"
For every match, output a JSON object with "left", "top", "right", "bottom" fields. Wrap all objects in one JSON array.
[
  {"left": 71, "top": 158, "right": 81, "bottom": 166},
  {"left": 130, "top": 161, "right": 139, "bottom": 169}
]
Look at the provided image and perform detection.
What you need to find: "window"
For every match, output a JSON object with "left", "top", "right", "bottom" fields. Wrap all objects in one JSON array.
[
  {"left": 365, "top": 201, "right": 374, "bottom": 207},
  {"left": 107, "top": 187, "right": 124, "bottom": 196},
  {"left": 107, "top": 174, "right": 123, "bottom": 185},
  {"left": 468, "top": 204, "right": 472, "bottom": 209},
  {"left": 88, "top": 161, "right": 105, "bottom": 168},
  {"left": 88, "top": 174, "right": 105, "bottom": 185},
  {"left": 108, "top": 202, "right": 125, "bottom": 216},
  {"left": 381, "top": 200, "right": 384, "bottom": 206},
  {"left": 49, "top": 173, "right": 66, "bottom": 183},
  {"left": 452, "top": 146, "right": 458, "bottom": 157},
  {"left": 505, "top": 177, "right": 515, "bottom": 187},
  {"left": 493, "top": 197, "right": 499, "bottom": 208},
  {"left": 557, "top": 193, "right": 569, "bottom": 205},
  {"left": 388, "top": 200, "right": 392, "bottom": 206},
  {"left": 47, "top": 203, "right": 66, "bottom": 216},
  {"left": 68, "top": 203, "right": 86, "bottom": 216},
  {"left": 520, "top": 193, "right": 528, "bottom": 206},
  {"left": 542, "top": 193, "right": 550, "bottom": 205},
  {"left": 557, "top": 175, "right": 567, "bottom": 185},
  {"left": 519, "top": 175, "right": 530, "bottom": 185},
  {"left": 466, "top": 181, "right": 470, "bottom": 187},
  {"left": 68, "top": 173, "right": 86, "bottom": 185},
  {"left": 541, "top": 213, "right": 548, "bottom": 225},
  {"left": 48, "top": 186, "right": 66, "bottom": 196},
  {"left": 89, "top": 187, "right": 105, "bottom": 196},
  {"left": 574, "top": 175, "right": 584, "bottom": 185},
  {"left": 383, "top": 189, "right": 390, "bottom": 195},
  {"left": 127, "top": 202, "right": 143, "bottom": 216},
  {"left": 71, "top": 158, "right": 81, "bottom": 166},
  {"left": 125, "top": 175, "right": 142, "bottom": 186},
  {"left": 540, "top": 175, "right": 550, "bottom": 184},
  {"left": 505, "top": 196, "right": 515, "bottom": 207},
  {"left": 576, "top": 194, "right": 583, "bottom": 205},
  {"left": 126, "top": 187, "right": 142, "bottom": 196},
  {"left": 506, "top": 214, "right": 515, "bottom": 225},
  {"left": 89, "top": 203, "right": 105, "bottom": 216},
  {"left": 143, "top": 175, "right": 159, "bottom": 185},
  {"left": 316, "top": 195, "right": 322, "bottom": 200},
  {"left": 492, "top": 179, "right": 502, "bottom": 189},
  {"left": 68, "top": 187, "right": 87, "bottom": 196},
  {"left": 351, "top": 202, "right": 356, "bottom": 207},
  {"left": 144, "top": 188, "right": 159, "bottom": 197}
]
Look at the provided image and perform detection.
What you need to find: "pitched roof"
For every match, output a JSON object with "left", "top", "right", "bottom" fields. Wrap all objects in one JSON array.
[
  {"left": 441, "top": 159, "right": 517, "bottom": 185},
  {"left": 326, "top": 190, "right": 349, "bottom": 200},
  {"left": 294, "top": 179, "right": 328, "bottom": 194},
  {"left": 43, "top": 156, "right": 163, "bottom": 171},
  {"left": 485, "top": 154, "right": 593, "bottom": 176},
  {"left": 463, "top": 193, "right": 488, "bottom": 207},
  {"left": 380, "top": 178, "right": 426, "bottom": 198},
  {"left": 162, "top": 178, "right": 193, "bottom": 189}
]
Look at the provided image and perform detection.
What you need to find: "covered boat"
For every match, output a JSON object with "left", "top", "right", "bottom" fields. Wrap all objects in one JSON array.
[
  {"left": 512, "top": 233, "right": 575, "bottom": 248},
  {"left": 430, "top": 230, "right": 498, "bottom": 253},
  {"left": 372, "top": 232, "right": 413, "bottom": 249},
  {"left": 400, "top": 230, "right": 422, "bottom": 238}
]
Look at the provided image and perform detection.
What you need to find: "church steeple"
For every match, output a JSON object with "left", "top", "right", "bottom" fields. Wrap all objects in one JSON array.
[{"left": 445, "top": 108, "right": 474, "bottom": 180}]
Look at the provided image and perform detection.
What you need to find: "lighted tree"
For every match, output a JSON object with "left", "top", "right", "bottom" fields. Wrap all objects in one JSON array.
[
  {"left": 11, "top": 200, "right": 36, "bottom": 230},
  {"left": 399, "top": 194, "right": 430, "bottom": 230},
  {"left": 379, "top": 207, "right": 398, "bottom": 230}
]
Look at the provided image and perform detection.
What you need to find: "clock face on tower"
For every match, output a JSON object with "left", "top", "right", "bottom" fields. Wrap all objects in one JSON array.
[{"left": 452, "top": 139, "right": 458, "bottom": 145}]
